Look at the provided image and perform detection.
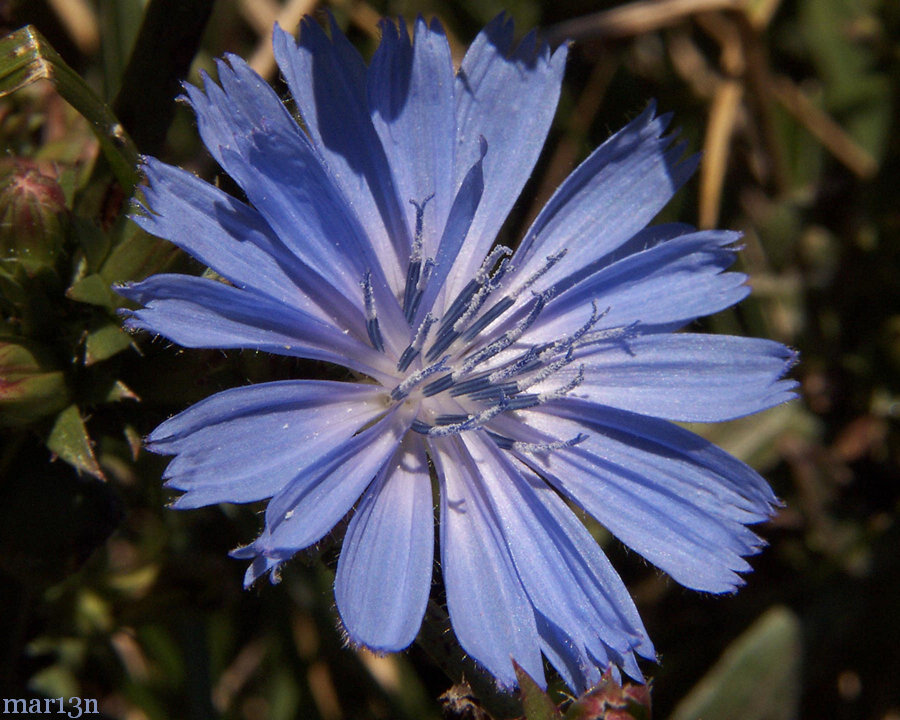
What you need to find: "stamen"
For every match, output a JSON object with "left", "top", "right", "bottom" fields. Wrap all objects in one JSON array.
[
  {"left": 434, "top": 414, "right": 469, "bottom": 425},
  {"left": 579, "top": 320, "right": 641, "bottom": 351},
  {"left": 449, "top": 375, "right": 495, "bottom": 397},
  {"left": 437, "top": 279, "right": 479, "bottom": 334},
  {"left": 427, "top": 246, "right": 513, "bottom": 360},
  {"left": 403, "top": 194, "right": 435, "bottom": 321},
  {"left": 516, "top": 348, "right": 574, "bottom": 393},
  {"left": 512, "top": 248, "right": 567, "bottom": 297},
  {"left": 485, "top": 430, "right": 515, "bottom": 449},
  {"left": 459, "top": 296, "right": 515, "bottom": 342},
  {"left": 537, "top": 364, "right": 585, "bottom": 402},
  {"left": 487, "top": 343, "right": 552, "bottom": 383},
  {"left": 411, "top": 419, "right": 432, "bottom": 434},
  {"left": 425, "top": 328, "right": 461, "bottom": 362},
  {"left": 489, "top": 365, "right": 584, "bottom": 412},
  {"left": 405, "top": 258, "right": 434, "bottom": 325},
  {"left": 459, "top": 293, "right": 548, "bottom": 375},
  {"left": 451, "top": 248, "right": 513, "bottom": 335},
  {"left": 463, "top": 381, "right": 520, "bottom": 401},
  {"left": 512, "top": 433, "right": 588, "bottom": 454},
  {"left": 476, "top": 245, "right": 513, "bottom": 283},
  {"left": 503, "top": 393, "right": 541, "bottom": 411},
  {"left": 390, "top": 357, "right": 448, "bottom": 401},
  {"left": 361, "top": 271, "right": 384, "bottom": 352},
  {"left": 423, "top": 402, "right": 509, "bottom": 437},
  {"left": 396, "top": 314, "right": 437, "bottom": 372},
  {"left": 421, "top": 373, "right": 455, "bottom": 397}
]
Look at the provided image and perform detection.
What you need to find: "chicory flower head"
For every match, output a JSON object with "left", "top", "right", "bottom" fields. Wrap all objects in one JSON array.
[{"left": 119, "top": 13, "right": 797, "bottom": 692}]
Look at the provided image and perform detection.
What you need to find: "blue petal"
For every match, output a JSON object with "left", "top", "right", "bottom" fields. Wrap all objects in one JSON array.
[
  {"left": 445, "top": 15, "right": 567, "bottom": 300},
  {"left": 335, "top": 435, "right": 433, "bottom": 652},
  {"left": 368, "top": 17, "right": 456, "bottom": 260},
  {"left": 134, "top": 158, "right": 363, "bottom": 329},
  {"left": 535, "top": 612, "right": 604, "bottom": 694},
  {"left": 254, "top": 408, "right": 412, "bottom": 556},
  {"left": 273, "top": 19, "right": 411, "bottom": 286},
  {"left": 530, "top": 230, "right": 749, "bottom": 338},
  {"left": 566, "top": 333, "right": 798, "bottom": 422},
  {"left": 146, "top": 380, "right": 387, "bottom": 509},
  {"left": 415, "top": 144, "right": 486, "bottom": 324},
  {"left": 184, "top": 55, "right": 404, "bottom": 339},
  {"left": 117, "top": 274, "right": 394, "bottom": 380},
  {"left": 511, "top": 105, "right": 698, "bottom": 291},
  {"left": 431, "top": 435, "right": 544, "bottom": 689},
  {"left": 513, "top": 401, "right": 779, "bottom": 593},
  {"left": 459, "top": 433, "right": 654, "bottom": 685},
  {"left": 181, "top": 54, "right": 302, "bottom": 173}
]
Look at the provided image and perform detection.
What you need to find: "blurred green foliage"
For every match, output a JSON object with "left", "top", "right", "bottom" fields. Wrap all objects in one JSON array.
[{"left": 1, "top": 0, "right": 898, "bottom": 718}]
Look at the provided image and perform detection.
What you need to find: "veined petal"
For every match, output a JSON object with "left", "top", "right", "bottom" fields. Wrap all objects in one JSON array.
[
  {"left": 514, "top": 401, "right": 778, "bottom": 593},
  {"left": 563, "top": 333, "right": 798, "bottom": 423},
  {"left": 459, "top": 433, "right": 654, "bottom": 680},
  {"left": 117, "top": 274, "right": 394, "bottom": 380},
  {"left": 529, "top": 230, "right": 749, "bottom": 338},
  {"left": 181, "top": 54, "right": 302, "bottom": 174},
  {"left": 510, "top": 105, "right": 698, "bottom": 292},
  {"left": 446, "top": 15, "right": 567, "bottom": 300},
  {"left": 431, "top": 434, "right": 544, "bottom": 689},
  {"left": 415, "top": 146, "right": 486, "bottom": 323},
  {"left": 368, "top": 17, "right": 456, "bottom": 259},
  {"left": 536, "top": 613, "right": 605, "bottom": 694},
  {"left": 134, "top": 158, "right": 364, "bottom": 329},
  {"left": 257, "top": 407, "right": 412, "bottom": 555},
  {"left": 273, "top": 19, "right": 410, "bottom": 286},
  {"left": 335, "top": 435, "right": 433, "bottom": 652},
  {"left": 184, "top": 54, "right": 403, "bottom": 336},
  {"left": 148, "top": 381, "right": 387, "bottom": 508}
]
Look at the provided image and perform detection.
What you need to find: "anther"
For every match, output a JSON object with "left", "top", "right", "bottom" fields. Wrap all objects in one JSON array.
[
  {"left": 516, "top": 348, "right": 574, "bottom": 393},
  {"left": 459, "top": 296, "right": 515, "bottom": 342},
  {"left": 396, "top": 314, "right": 437, "bottom": 373},
  {"left": 423, "top": 402, "right": 509, "bottom": 437},
  {"left": 536, "top": 364, "right": 585, "bottom": 402},
  {"left": 421, "top": 373, "right": 455, "bottom": 397},
  {"left": 512, "top": 249, "right": 567, "bottom": 297},
  {"left": 361, "top": 271, "right": 384, "bottom": 352},
  {"left": 390, "top": 357, "right": 449, "bottom": 401},
  {"left": 403, "top": 194, "right": 435, "bottom": 322},
  {"left": 459, "top": 293, "right": 548, "bottom": 374},
  {"left": 511, "top": 433, "right": 588, "bottom": 454}
]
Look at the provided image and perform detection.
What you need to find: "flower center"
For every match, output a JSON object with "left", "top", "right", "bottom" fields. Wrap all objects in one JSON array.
[{"left": 364, "top": 242, "right": 637, "bottom": 445}]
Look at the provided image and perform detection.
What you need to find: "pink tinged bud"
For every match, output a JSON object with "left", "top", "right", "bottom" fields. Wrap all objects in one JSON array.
[{"left": 0, "top": 160, "right": 68, "bottom": 272}]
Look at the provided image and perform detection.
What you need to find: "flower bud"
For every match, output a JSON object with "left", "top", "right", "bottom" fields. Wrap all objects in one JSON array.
[{"left": 0, "top": 160, "right": 68, "bottom": 272}]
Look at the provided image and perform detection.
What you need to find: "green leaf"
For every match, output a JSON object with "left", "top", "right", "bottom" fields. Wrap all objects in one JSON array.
[
  {"left": 47, "top": 404, "right": 105, "bottom": 480},
  {"left": 668, "top": 607, "right": 802, "bottom": 720},
  {"left": 0, "top": 337, "right": 69, "bottom": 426},
  {"left": 0, "top": 25, "right": 139, "bottom": 190},
  {"left": 514, "top": 660, "right": 563, "bottom": 720},
  {"left": 70, "top": 215, "right": 112, "bottom": 275},
  {"left": 106, "top": 379, "right": 140, "bottom": 404},
  {"left": 99, "top": 222, "right": 181, "bottom": 284},
  {"left": 84, "top": 322, "right": 133, "bottom": 365},
  {"left": 66, "top": 273, "right": 117, "bottom": 308}
]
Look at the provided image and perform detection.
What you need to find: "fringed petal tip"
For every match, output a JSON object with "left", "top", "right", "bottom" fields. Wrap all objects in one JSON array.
[{"left": 229, "top": 542, "right": 285, "bottom": 588}]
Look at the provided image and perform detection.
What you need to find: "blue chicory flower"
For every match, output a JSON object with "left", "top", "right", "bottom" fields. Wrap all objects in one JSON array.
[{"left": 118, "top": 14, "right": 797, "bottom": 693}]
